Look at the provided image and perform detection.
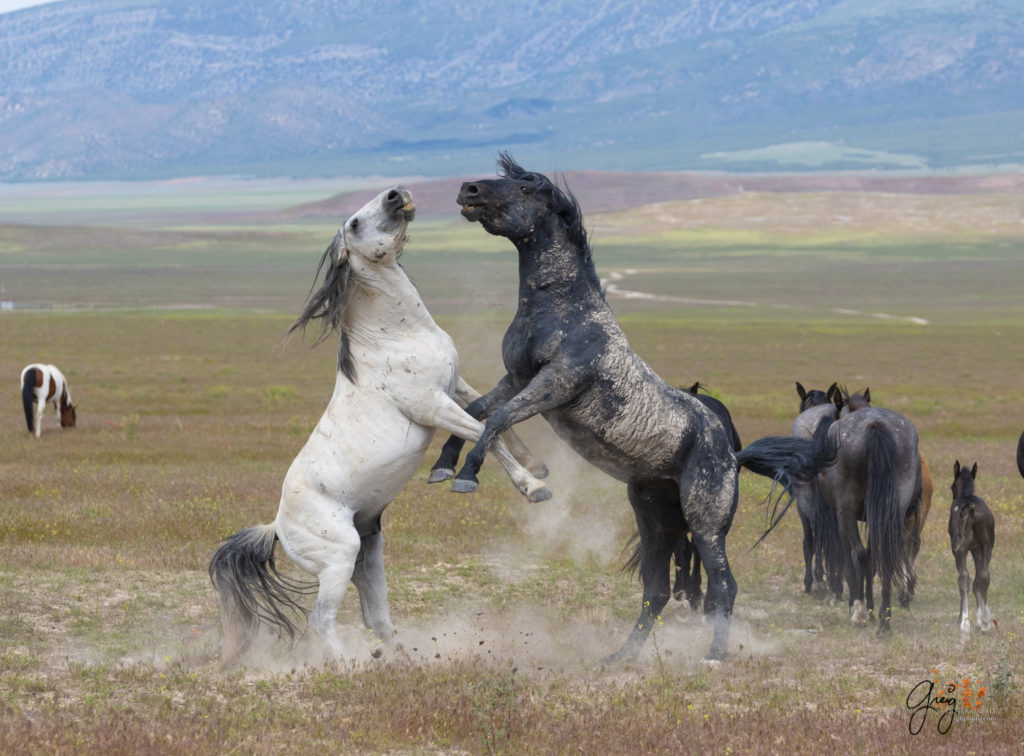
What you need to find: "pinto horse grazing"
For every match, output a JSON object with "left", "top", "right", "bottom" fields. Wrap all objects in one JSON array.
[
  {"left": 20, "top": 363, "right": 76, "bottom": 437},
  {"left": 208, "top": 187, "right": 550, "bottom": 665},
  {"left": 430, "top": 154, "right": 836, "bottom": 662},
  {"left": 791, "top": 382, "right": 843, "bottom": 599},
  {"left": 948, "top": 461, "right": 995, "bottom": 636}
]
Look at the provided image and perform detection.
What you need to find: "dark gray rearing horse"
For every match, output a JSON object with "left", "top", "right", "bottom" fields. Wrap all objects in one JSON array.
[{"left": 430, "top": 154, "right": 835, "bottom": 661}]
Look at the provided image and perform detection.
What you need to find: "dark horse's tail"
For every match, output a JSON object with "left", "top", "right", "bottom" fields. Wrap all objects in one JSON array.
[
  {"left": 208, "top": 523, "right": 313, "bottom": 664},
  {"left": 21, "top": 367, "right": 37, "bottom": 432},
  {"left": 864, "top": 424, "right": 913, "bottom": 598},
  {"left": 1017, "top": 429, "right": 1024, "bottom": 480},
  {"left": 739, "top": 417, "right": 838, "bottom": 547}
]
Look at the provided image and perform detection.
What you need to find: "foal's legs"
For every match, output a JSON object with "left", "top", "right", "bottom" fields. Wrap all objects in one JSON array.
[
  {"left": 971, "top": 545, "right": 993, "bottom": 632},
  {"left": 954, "top": 550, "right": 972, "bottom": 636}
]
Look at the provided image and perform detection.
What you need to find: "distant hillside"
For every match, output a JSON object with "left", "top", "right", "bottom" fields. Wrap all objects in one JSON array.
[
  {"left": 278, "top": 171, "right": 1024, "bottom": 220},
  {"left": 1, "top": 0, "right": 1022, "bottom": 180}
]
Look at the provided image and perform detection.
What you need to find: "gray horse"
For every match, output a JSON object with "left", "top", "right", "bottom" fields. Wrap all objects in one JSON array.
[{"left": 817, "top": 407, "right": 921, "bottom": 633}]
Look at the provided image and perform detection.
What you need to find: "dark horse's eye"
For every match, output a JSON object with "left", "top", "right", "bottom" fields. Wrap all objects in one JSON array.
[{"left": 519, "top": 185, "right": 532, "bottom": 195}]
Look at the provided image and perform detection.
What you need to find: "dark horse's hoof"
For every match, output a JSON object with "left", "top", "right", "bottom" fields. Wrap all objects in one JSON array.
[
  {"left": 427, "top": 468, "right": 455, "bottom": 484},
  {"left": 600, "top": 649, "right": 636, "bottom": 666},
  {"left": 530, "top": 463, "right": 550, "bottom": 479},
  {"left": 451, "top": 478, "right": 479, "bottom": 494},
  {"left": 528, "top": 486, "right": 553, "bottom": 503}
]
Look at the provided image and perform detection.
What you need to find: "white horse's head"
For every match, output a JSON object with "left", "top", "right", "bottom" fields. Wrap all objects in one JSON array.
[
  {"left": 289, "top": 187, "right": 418, "bottom": 368},
  {"left": 336, "top": 186, "right": 416, "bottom": 269}
]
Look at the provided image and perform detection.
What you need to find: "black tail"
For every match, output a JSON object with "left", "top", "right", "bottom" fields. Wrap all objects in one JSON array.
[
  {"left": 208, "top": 524, "right": 315, "bottom": 661},
  {"left": 21, "top": 368, "right": 37, "bottom": 432},
  {"left": 809, "top": 476, "right": 844, "bottom": 595},
  {"left": 864, "top": 424, "right": 912, "bottom": 598},
  {"left": 740, "top": 417, "right": 837, "bottom": 547},
  {"left": 1017, "top": 429, "right": 1024, "bottom": 480}
]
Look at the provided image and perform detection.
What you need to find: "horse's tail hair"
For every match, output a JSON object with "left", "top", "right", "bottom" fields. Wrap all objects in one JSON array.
[
  {"left": 622, "top": 531, "right": 642, "bottom": 577},
  {"left": 208, "top": 523, "right": 314, "bottom": 664},
  {"left": 21, "top": 367, "right": 37, "bottom": 432},
  {"left": 739, "top": 416, "right": 838, "bottom": 547},
  {"left": 809, "top": 477, "right": 844, "bottom": 595},
  {"left": 864, "top": 424, "right": 912, "bottom": 598},
  {"left": 1017, "top": 429, "right": 1024, "bottom": 480}
]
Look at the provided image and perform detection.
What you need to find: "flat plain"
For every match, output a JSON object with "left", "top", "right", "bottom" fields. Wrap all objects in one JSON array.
[{"left": 1, "top": 175, "right": 1023, "bottom": 753}]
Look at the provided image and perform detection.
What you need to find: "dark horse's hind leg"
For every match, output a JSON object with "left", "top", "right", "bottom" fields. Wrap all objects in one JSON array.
[
  {"left": 605, "top": 485, "right": 678, "bottom": 663},
  {"left": 673, "top": 536, "right": 703, "bottom": 611}
]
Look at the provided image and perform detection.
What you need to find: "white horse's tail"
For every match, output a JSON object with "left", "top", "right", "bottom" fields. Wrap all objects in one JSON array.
[
  {"left": 21, "top": 367, "right": 37, "bottom": 432},
  {"left": 208, "top": 522, "right": 314, "bottom": 664}
]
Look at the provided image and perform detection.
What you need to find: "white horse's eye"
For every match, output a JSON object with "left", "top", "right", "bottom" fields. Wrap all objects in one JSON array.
[{"left": 349, "top": 218, "right": 359, "bottom": 232}]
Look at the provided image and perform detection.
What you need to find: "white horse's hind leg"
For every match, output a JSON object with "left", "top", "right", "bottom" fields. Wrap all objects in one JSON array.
[
  {"left": 277, "top": 508, "right": 362, "bottom": 660},
  {"left": 351, "top": 530, "right": 396, "bottom": 648}
]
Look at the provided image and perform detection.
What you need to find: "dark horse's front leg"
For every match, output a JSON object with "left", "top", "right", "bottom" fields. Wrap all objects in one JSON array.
[
  {"left": 428, "top": 376, "right": 518, "bottom": 485},
  {"left": 451, "top": 370, "right": 576, "bottom": 493}
]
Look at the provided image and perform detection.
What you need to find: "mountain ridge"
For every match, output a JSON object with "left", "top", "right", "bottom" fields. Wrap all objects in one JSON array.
[{"left": 1, "top": 0, "right": 1022, "bottom": 181}]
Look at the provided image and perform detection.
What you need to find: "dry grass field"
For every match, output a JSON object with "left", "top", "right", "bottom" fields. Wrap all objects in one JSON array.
[{"left": 1, "top": 177, "right": 1023, "bottom": 753}]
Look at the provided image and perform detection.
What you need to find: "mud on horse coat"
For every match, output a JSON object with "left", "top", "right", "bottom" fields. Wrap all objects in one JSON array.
[
  {"left": 430, "top": 154, "right": 836, "bottom": 662},
  {"left": 20, "top": 363, "right": 76, "bottom": 437},
  {"left": 948, "top": 461, "right": 995, "bottom": 636},
  {"left": 208, "top": 187, "right": 550, "bottom": 666}
]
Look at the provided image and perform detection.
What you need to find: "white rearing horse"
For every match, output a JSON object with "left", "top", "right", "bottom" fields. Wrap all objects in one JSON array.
[
  {"left": 209, "top": 186, "right": 551, "bottom": 665},
  {"left": 21, "top": 363, "right": 77, "bottom": 437}
]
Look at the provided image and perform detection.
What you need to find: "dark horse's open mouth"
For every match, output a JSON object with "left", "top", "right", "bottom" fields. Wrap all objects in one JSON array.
[{"left": 457, "top": 182, "right": 486, "bottom": 222}]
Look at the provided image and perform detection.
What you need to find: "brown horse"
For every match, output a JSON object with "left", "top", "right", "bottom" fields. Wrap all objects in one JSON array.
[{"left": 948, "top": 461, "right": 995, "bottom": 636}]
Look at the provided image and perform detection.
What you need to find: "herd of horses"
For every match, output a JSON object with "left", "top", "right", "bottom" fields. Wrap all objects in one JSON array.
[{"left": 22, "top": 155, "right": 1016, "bottom": 666}]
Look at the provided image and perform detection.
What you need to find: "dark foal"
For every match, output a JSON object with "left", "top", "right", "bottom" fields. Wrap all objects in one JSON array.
[
  {"left": 431, "top": 154, "right": 836, "bottom": 661},
  {"left": 948, "top": 461, "right": 995, "bottom": 636}
]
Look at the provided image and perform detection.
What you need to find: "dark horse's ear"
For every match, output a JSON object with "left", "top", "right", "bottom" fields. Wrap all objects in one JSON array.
[
  {"left": 863, "top": 388, "right": 871, "bottom": 403},
  {"left": 826, "top": 383, "right": 838, "bottom": 401},
  {"left": 687, "top": 381, "right": 701, "bottom": 395},
  {"left": 970, "top": 462, "right": 978, "bottom": 479},
  {"left": 796, "top": 382, "right": 807, "bottom": 401},
  {"left": 953, "top": 459, "right": 961, "bottom": 478}
]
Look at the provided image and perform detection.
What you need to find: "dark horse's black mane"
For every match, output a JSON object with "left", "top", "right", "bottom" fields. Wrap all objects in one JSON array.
[{"left": 496, "top": 153, "right": 598, "bottom": 286}]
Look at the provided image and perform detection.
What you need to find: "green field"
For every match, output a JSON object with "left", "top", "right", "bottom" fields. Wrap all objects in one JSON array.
[{"left": 2, "top": 180, "right": 1023, "bottom": 753}]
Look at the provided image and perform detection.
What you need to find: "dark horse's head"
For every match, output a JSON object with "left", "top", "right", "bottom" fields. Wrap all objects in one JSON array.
[
  {"left": 457, "top": 153, "right": 588, "bottom": 250},
  {"left": 796, "top": 381, "right": 838, "bottom": 413}
]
